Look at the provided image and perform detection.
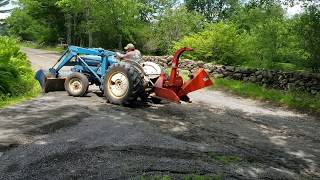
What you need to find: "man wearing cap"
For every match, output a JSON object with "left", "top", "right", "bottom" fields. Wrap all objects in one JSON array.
[{"left": 116, "top": 43, "right": 142, "bottom": 63}]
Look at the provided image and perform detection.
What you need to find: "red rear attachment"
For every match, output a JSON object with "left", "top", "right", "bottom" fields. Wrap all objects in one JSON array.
[{"left": 154, "top": 47, "right": 214, "bottom": 103}]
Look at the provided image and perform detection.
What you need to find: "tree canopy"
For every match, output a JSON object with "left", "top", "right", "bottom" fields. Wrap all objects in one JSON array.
[{"left": 3, "top": 0, "right": 320, "bottom": 72}]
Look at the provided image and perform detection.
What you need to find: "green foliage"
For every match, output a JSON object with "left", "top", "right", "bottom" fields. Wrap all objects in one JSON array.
[
  {"left": 138, "top": 0, "right": 178, "bottom": 22},
  {"left": 173, "top": 23, "right": 246, "bottom": 65},
  {"left": 213, "top": 78, "right": 320, "bottom": 114},
  {"left": 6, "top": 0, "right": 154, "bottom": 48},
  {"left": 6, "top": 9, "right": 55, "bottom": 43},
  {"left": 0, "top": 36, "right": 38, "bottom": 101},
  {"left": 231, "top": 5, "right": 285, "bottom": 33},
  {"left": 174, "top": 5, "right": 312, "bottom": 71},
  {"left": 149, "top": 7, "right": 204, "bottom": 54},
  {"left": 295, "top": 5, "right": 320, "bottom": 72},
  {"left": 244, "top": 18, "right": 309, "bottom": 69},
  {"left": 185, "top": 0, "right": 240, "bottom": 22},
  {"left": 3, "top": 0, "right": 320, "bottom": 73}
]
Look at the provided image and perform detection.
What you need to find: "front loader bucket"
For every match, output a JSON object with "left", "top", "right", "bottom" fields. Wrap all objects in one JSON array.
[
  {"left": 178, "top": 68, "right": 214, "bottom": 97},
  {"left": 35, "top": 69, "right": 65, "bottom": 93}
]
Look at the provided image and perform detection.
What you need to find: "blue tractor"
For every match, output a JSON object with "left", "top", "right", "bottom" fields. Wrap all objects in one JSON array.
[
  {"left": 35, "top": 46, "right": 213, "bottom": 105},
  {"left": 35, "top": 46, "right": 162, "bottom": 105}
]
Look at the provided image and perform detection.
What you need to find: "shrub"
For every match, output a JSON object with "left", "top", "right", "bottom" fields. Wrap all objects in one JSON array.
[
  {"left": 0, "top": 36, "right": 36, "bottom": 100},
  {"left": 172, "top": 23, "right": 247, "bottom": 65}
]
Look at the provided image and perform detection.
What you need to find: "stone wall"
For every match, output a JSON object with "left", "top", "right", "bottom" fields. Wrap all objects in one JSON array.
[{"left": 143, "top": 56, "right": 320, "bottom": 95}]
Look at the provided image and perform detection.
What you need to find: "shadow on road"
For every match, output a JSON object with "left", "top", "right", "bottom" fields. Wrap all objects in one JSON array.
[{"left": 0, "top": 91, "right": 319, "bottom": 179}]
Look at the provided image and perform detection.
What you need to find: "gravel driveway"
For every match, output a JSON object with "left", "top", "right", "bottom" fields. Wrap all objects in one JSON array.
[{"left": 0, "top": 48, "right": 319, "bottom": 179}]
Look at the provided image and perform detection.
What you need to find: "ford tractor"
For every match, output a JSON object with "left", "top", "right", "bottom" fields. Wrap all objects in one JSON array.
[{"left": 35, "top": 46, "right": 213, "bottom": 105}]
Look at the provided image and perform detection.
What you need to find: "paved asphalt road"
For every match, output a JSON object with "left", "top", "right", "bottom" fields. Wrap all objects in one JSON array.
[{"left": 0, "top": 48, "right": 319, "bottom": 179}]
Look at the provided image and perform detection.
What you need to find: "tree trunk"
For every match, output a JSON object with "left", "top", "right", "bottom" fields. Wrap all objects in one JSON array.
[
  {"left": 118, "top": 34, "right": 122, "bottom": 50},
  {"left": 86, "top": 0, "right": 93, "bottom": 47},
  {"left": 88, "top": 31, "right": 93, "bottom": 48},
  {"left": 73, "top": 15, "right": 77, "bottom": 45},
  {"left": 66, "top": 13, "right": 72, "bottom": 45}
]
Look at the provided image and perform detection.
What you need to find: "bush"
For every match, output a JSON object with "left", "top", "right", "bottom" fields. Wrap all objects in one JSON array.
[
  {"left": 0, "top": 36, "right": 37, "bottom": 100},
  {"left": 172, "top": 23, "right": 248, "bottom": 65},
  {"left": 173, "top": 19, "right": 310, "bottom": 71}
]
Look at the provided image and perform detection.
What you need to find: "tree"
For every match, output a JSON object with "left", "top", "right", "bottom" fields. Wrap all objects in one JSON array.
[
  {"left": 231, "top": 1, "right": 285, "bottom": 32},
  {"left": 230, "top": 4, "right": 309, "bottom": 70},
  {"left": 185, "top": 0, "right": 240, "bottom": 22},
  {"left": 296, "top": 5, "right": 320, "bottom": 72},
  {"left": 89, "top": 0, "right": 147, "bottom": 49},
  {"left": 149, "top": 6, "right": 204, "bottom": 54},
  {"left": 56, "top": 0, "right": 96, "bottom": 47},
  {"left": 8, "top": 0, "right": 148, "bottom": 48},
  {"left": 138, "top": 0, "right": 178, "bottom": 22},
  {"left": 6, "top": 0, "right": 63, "bottom": 43},
  {"left": 10, "top": 0, "right": 66, "bottom": 43}
]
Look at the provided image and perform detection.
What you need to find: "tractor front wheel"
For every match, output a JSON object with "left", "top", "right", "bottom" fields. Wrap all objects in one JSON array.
[
  {"left": 104, "top": 62, "right": 145, "bottom": 105},
  {"left": 65, "top": 72, "right": 89, "bottom": 97}
]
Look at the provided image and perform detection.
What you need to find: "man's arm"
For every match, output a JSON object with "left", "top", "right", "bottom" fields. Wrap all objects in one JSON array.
[
  {"left": 116, "top": 52, "right": 125, "bottom": 59},
  {"left": 116, "top": 51, "right": 135, "bottom": 60}
]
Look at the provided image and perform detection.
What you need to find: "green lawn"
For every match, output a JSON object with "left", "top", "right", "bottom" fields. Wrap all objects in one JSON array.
[{"left": 212, "top": 78, "right": 320, "bottom": 114}]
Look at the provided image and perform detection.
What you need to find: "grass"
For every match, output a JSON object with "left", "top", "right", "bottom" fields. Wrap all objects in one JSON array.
[
  {"left": 242, "top": 61, "right": 310, "bottom": 72},
  {"left": 167, "top": 69, "right": 320, "bottom": 113},
  {"left": 213, "top": 78, "right": 320, "bottom": 114},
  {"left": 19, "top": 41, "right": 65, "bottom": 52},
  {"left": 210, "top": 154, "right": 243, "bottom": 165},
  {"left": 165, "top": 69, "right": 190, "bottom": 80},
  {"left": 0, "top": 84, "right": 41, "bottom": 108}
]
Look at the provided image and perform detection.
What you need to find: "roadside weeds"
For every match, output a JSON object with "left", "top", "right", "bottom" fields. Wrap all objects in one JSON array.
[{"left": 211, "top": 78, "right": 320, "bottom": 115}]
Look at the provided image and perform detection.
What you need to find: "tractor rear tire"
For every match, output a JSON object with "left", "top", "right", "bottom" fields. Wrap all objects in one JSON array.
[
  {"left": 104, "top": 62, "right": 145, "bottom": 105},
  {"left": 65, "top": 72, "right": 89, "bottom": 97}
]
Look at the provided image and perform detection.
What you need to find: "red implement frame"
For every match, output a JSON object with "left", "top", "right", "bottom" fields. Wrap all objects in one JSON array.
[{"left": 154, "top": 47, "right": 214, "bottom": 103}]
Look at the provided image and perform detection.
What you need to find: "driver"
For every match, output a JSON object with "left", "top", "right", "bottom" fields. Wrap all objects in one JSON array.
[{"left": 116, "top": 43, "right": 142, "bottom": 63}]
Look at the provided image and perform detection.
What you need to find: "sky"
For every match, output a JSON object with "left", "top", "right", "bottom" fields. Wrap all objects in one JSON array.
[
  {"left": 0, "top": 1, "right": 304, "bottom": 20},
  {"left": 0, "top": 1, "right": 14, "bottom": 19},
  {"left": 286, "top": 4, "right": 304, "bottom": 16}
]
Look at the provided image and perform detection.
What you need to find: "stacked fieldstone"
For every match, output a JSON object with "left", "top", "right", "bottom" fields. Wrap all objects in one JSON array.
[{"left": 142, "top": 56, "right": 320, "bottom": 95}]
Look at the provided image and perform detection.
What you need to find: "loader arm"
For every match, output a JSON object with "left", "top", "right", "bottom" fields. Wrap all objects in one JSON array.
[
  {"left": 35, "top": 46, "right": 115, "bottom": 93},
  {"left": 52, "top": 46, "right": 114, "bottom": 77}
]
